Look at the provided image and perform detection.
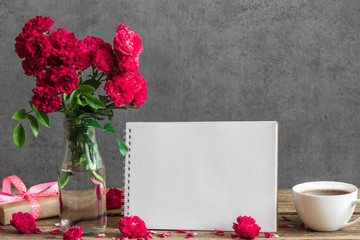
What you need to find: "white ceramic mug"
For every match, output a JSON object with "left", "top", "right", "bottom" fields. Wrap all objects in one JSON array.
[{"left": 292, "top": 181, "right": 360, "bottom": 231}]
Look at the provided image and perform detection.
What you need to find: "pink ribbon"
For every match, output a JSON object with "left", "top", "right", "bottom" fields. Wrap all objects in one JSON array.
[{"left": 0, "top": 175, "right": 58, "bottom": 219}]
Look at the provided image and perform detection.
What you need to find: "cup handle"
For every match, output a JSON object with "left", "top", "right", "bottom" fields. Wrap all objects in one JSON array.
[{"left": 343, "top": 199, "right": 360, "bottom": 227}]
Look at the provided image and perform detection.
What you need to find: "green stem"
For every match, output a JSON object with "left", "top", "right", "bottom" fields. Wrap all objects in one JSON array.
[{"left": 91, "top": 170, "right": 106, "bottom": 189}]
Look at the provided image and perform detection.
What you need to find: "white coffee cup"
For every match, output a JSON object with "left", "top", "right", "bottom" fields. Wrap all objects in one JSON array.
[{"left": 292, "top": 181, "right": 360, "bottom": 231}]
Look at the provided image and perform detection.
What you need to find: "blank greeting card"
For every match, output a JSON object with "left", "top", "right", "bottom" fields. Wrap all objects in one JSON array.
[{"left": 124, "top": 122, "right": 278, "bottom": 232}]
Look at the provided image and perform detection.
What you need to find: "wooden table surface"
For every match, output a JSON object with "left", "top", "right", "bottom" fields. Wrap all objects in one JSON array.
[{"left": 1, "top": 189, "right": 360, "bottom": 239}]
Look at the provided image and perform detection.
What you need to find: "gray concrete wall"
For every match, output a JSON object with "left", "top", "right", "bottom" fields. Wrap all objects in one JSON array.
[{"left": 1, "top": 0, "right": 359, "bottom": 189}]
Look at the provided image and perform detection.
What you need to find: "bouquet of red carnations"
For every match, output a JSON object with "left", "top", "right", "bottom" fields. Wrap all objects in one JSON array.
[{"left": 12, "top": 16, "right": 147, "bottom": 157}]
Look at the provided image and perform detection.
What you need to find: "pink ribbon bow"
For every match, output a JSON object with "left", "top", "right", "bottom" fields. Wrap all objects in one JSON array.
[{"left": 0, "top": 175, "right": 58, "bottom": 219}]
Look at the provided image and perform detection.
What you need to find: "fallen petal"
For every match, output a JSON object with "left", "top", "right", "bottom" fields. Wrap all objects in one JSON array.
[
  {"left": 97, "top": 233, "right": 106, "bottom": 238},
  {"left": 177, "top": 229, "right": 189, "bottom": 233},
  {"left": 0, "top": 227, "right": 4, "bottom": 230},
  {"left": 51, "top": 229, "right": 61, "bottom": 234},
  {"left": 33, "top": 228, "right": 42, "bottom": 234},
  {"left": 119, "top": 238, "right": 127, "bottom": 240},
  {"left": 159, "top": 232, "right": 172, "bottom": 237},
  {"left": 281, "top": 216, "right": 291, "bottom": 221},
  {"left": 265, "top": 232, "right": 279, "bottom": 238},
  {"left": 54, "top": 223, "right": 60, "bottom": 227},
  {"left": 299, "top": 223, "right": 306, "bottom": 229},
  {"left": 215, "top": 229, "right": 224, "bottom": 235},
  {"left": 231, "top": 234, "right": 240, "bottom": 239},
  {"left": 278, "top": 224, "right": 290, "bottom": 228},
  {"left": 185, "top": 232, "right": 197, "bottom": 238}
]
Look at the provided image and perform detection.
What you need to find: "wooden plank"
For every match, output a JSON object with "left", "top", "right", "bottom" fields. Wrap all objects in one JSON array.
[{"left": 1, "top": 189, "right": 360, "bottom": 239}]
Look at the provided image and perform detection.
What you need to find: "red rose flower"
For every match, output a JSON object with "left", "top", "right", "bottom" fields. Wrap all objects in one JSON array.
[
  {"left": 31, "top": 87, "right": 62, "bottom": 113},
  {"left": 78, "top": 36, "right": 105, "bottom": 60},
  {"left": 25, "top": 31, "right": 51, "bottom": 62},
  {"left": 232, "top": 216, "right": 261, "bottom": 239},
  {"left": 22, "top": 16, "right": 54, "bottom": 34},
  {"left": 132, "top": 79, "right": 147, "bottom": 108},
  {"left": 93, "top": 48, "right": 115, "bottom": 72},
  {"left": 14, "top": 33, "right": 28, "bottom": 59},
  {"left": 48, "top": 28, "right": 78, "bottom": 66},
  {"left": 104, "top": 72, "right": 146, "bottom": 107},
  {"left": 106, "top": 188, "right": 124, "bottom": 209},
  {"left": 117, "top": 54, "right": 140, "bottom": 73},
  {"left": 113, "top": 24, "right": 143, "bottom": 56},
  {"left": 73, "top": 50, "right": 91, "bottom": 70},
  {"left": 10, "top": 212, "right": 41, "bottom": 234},
  {"left": 63, "top": 226, "right": 83, "bottom": 240},
  {"left": 118, "top": 216, "right": 148, "bottom": 238},
  {"left": 47, "top": 66, "right": 79, "bottom": 93},
  {"left": 22, "top": 57, "right": 46, "bottom": 76}
]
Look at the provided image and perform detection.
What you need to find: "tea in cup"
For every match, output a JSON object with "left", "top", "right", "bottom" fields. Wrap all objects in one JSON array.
[{"left": 292, "top": 181, "right": 360, "bottom": 231}]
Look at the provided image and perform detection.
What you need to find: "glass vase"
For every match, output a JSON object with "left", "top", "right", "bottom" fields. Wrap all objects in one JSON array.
[{"left": 58, "top": 119, "right": 106, "bottom": 234}]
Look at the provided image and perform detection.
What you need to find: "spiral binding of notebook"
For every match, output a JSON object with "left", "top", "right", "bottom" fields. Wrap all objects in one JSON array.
[{"left": 124, "top": 128, "right": 131, "bottom": 216}]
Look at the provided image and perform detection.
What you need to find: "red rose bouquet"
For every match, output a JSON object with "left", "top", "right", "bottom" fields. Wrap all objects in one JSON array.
[{"left": 12, "top": 16, "right": 146, "bottom": 188}]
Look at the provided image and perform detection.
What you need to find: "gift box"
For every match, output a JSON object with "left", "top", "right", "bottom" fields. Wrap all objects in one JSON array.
[
  {"left": 0, "top": 195, "right": 59, "bottom": 225},
  {"left": 0, "top": 175, "right": 59, "bottom": 225}
]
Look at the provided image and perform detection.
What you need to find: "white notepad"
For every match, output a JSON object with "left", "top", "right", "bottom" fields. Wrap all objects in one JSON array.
[{"left": 124, "top": 122, "right": 278, "bottom": 232}]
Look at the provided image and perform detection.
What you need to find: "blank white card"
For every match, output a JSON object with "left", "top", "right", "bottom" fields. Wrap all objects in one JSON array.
[{"left": 124, "top": 122, "right": 278, "bottom": 232}]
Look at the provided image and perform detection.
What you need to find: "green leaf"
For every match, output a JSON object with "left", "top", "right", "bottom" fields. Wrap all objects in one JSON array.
[
  {"left": 117, "top": 137, "right": 128, "bottom": 158},
  {"left": 77, "top": 84, "right": 96, "bottom": 94},
  {"left": 77, "top": 95, "right": 86, "bottom": 106},
  {"left": 13, "top": 123, "right": 26, "bottom": 149},
  {"left": 99, "top": 95, "right": 110, "bottom": 105},
  {"left": 68, "top": 91, "right": 78, "bottom": 109},
  {"left": 87, "top": 120, "right": 103, "bottom": 129},
  {"left": 59, "top": 172, "right": 71, "bottom": 189},
  {"left": 108, "top": 110, "right": 114, "bottom": 121},
  {"left": 104, "top": 123, "right": 116, "bottom": 134},
  {"left": 80, "top": 154, "right": 91, "bottom": 170},
  {"left": 36, "top": 110, "right": 50, "bottom": 128},
  {"left": 27, "top": 114, "right": 39, "bottom": 138},
  {"left": 29, "top": 101, "right": 37, "bottom": 112},
  {"left": 82, "top": 79, "right": 101, "bottom": 89},
  {"left": 78, "top": 113, "right": 94, "bottom": 119},
  {"left": 12, "top": 109, "right": 27, "bottom": 120},
  {"left": 65, "top": 110, "right": 77, "bottom": 118},
  {"left": 84, "top": 94, "right": 105, "bottom": 109}
]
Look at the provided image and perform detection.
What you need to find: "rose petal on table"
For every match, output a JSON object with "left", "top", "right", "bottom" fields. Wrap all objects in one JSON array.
[
  {"left": 215, "top": 229, "right": 224, "bottom": 235},
  {"left": 299, "top": 223, "right": 306, "bottom": 229},
  {"left": 51, "top": 229, "right": 61, "bottom": 234},
  {"left": 265, "top": 232, "right": 279, "bottom": 238},
  {"left": 145, "top": 233, "right": 154, "bottom": 239},
  {"left": 282, "top": 216, "right": 291, "bottom": 221},
  {"left": 185, "top": 232, "right": 197, "bottom": 238},
  {"left": 231, "top": 234, "right": 240, "bottom": 239},
  {"left": 33, "top": 228, "right": 41, "bottom": 234},
  {"left": 279, "top": 224, "right": 290, "bottom": 228},
  {"left": 54, "top": 223, "right": 60, "bottom": 227},
  {"left": 159, "top": 232, "right": 172, "bottom": 238},
  {"left": 0, "top": 227, "right": 4, "bottom": 230},
  {"left": 97, "top": 233, "right": 106, "bottom": 238},
  {"left": 177, "top": 229, "right": 189, "bottom": 233}
]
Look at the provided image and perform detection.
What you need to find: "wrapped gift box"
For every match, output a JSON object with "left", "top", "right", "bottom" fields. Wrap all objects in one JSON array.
[{"left": 0, "top": 195, "right": 59, "bottom": 225}]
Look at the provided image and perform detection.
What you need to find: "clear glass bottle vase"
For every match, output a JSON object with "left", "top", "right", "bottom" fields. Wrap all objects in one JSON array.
[{"left": 58, "top": 119, "right": 106, "bottom": 234}]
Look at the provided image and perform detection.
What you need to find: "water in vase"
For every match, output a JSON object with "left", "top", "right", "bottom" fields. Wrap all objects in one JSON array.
[{"left": 58, "top": 167, "right": 106, "bottom": 234}]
